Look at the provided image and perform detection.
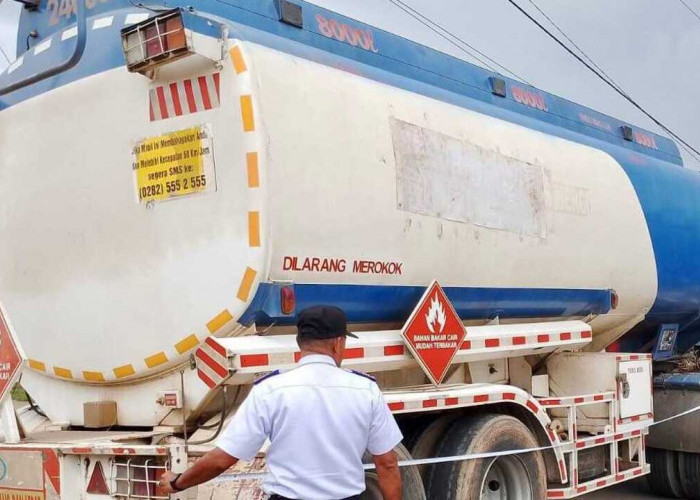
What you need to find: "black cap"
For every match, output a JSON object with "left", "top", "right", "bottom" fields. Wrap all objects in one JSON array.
[{"left": 297, "top": 305, "right": 358, "bottom": 339}]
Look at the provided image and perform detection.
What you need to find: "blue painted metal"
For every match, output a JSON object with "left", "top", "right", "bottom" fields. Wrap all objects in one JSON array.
[
  {"left": 5, "top": 1, "right": 700, "bottom": 348},
  {"left": 654, "top": 373, "right": 700, "bottom": 392},
  {"left": 0, "top": 0, "right": 86, "bottom": 95},
  {"left": 239, "top": 283, "right": 612, "bottom": 327}
]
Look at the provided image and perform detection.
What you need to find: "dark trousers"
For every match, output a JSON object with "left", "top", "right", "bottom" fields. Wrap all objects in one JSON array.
[{"left": 269, "top": 495, "right": 360, "bottom": 500}]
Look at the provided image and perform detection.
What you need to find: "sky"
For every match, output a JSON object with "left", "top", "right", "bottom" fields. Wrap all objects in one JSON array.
[{"left": 0, "top": 0, "right": 699, "bottom": 168}]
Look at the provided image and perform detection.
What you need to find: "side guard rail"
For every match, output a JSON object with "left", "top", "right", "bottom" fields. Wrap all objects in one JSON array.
[{"left": 195, "top": 320, "right": 592, "bottom": 388}]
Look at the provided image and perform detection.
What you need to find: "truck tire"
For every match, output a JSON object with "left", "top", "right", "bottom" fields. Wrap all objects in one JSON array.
[
  {"left": 647, "top": 447, "right": 683, "bottom": 498},
  {"left": 678, "top": 451, "right": 700, "bottom": 499},
  {"left": 361, "top": 443, "right": 426, "bottom": 500},
  {"left": 410, "top": 414, "right": 459, "bottom": 487},
  {"left": 426, "top": 414, "right": 546, "bottom": 500}
]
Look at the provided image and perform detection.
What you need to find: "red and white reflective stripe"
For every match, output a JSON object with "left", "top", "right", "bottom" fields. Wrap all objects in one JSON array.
[
  {"left": 538, "top": 392, "right": 614, "bottom": 407},
  {"left": 384, "top": 385, "right": 567, "bottom": 483},
  {"left": 462, "top": 329, "right": 591, "bottom": 350},
  {"left": 387, "top": 391, "right": 541, "bottom": 414},
  {"left": 62, "top": 445, "right": 169, "bottom": 456},
  {"left": 150, "top": 73, "right": 221, "bottom": 121},
  {"left": 43, "top": 449, "right": 61, "bottom": 495},
  {"left": 573, "top": 429, "right": 642, "bottom": 451},
  {"left": 195, "top": 337, "right": 229, "bottom": 388},
  {"left": 547, "top": 464, "right": 649, "bottom": 498},
  {"left": 617, "top": 412, "right": 654, "bottom": 425},
  {"left": 223, "top": 325, "right": 592, "bottom": 371},
  {"left": 615, "top": 354, "right": 652, "bottom": 362}
]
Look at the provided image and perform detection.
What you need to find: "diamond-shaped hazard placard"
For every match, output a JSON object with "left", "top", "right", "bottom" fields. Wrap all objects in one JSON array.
[
  {"left": 401, "top": 281, "right": 466, "bottom": 386},
  {"left": 0, "top": 303, "right": 24, "bottom": 402}
]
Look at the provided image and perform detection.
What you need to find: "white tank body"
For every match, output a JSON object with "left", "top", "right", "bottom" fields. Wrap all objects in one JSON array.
[{"left": 0, "top": 33, "right": 656, "bottom": 424}]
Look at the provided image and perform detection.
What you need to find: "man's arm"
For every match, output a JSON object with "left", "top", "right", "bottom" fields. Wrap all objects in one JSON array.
[
  {"left": 160, "top": 448, "right": 237, "bottom": 493},
  {"left": 372, "top": 450, "right": 402, "bottom": 500}
]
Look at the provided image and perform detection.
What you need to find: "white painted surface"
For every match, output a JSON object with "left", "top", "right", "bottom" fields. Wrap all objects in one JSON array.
[
  {"left": 251, "top": 42, "right": 657, "bottom": 340},
  {"left": 125, "top": 13, "right": 150, "bottom": 26},
  {"left": 0, "top": 38, "right": 657, "bottom": 424},
  {"left": 0, "top": 397, "right": 20, "bottom": 444},
  {"left": 618, "top": 360, "right": 653, "bottom": 418},
  {"left": 392, "top": 118, "right": 546, "bottom": 237},
  {"left": 61, "top": 27, "right": 78, "bottom": 41},
  {"left": 33, "top": 38, "right": 52, "bottom": 56},
  {"left": 92, "top": 16, "right": 114, "bottom": 30}
]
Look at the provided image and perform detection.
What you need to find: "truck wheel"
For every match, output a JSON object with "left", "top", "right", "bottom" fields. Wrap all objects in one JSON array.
[
  {"left": 361, "top": 443, "right": 426, "bottom": 500},
  {"left": 647, "top": 447, "right": 683, "bottom": 498},
  {"left": 678, "top": 451, "right": 700, "bottom": 499},
  {"left": 411, "top": 414, "right": 459, "bottom": 487},
  {"left": 426, "top": 414, "right": 546, "bottom": 500}
]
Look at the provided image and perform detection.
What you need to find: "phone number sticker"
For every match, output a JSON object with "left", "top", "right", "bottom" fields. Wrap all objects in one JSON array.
[{"left": 132, "top": 124, "right": 216, "bottom": 203}]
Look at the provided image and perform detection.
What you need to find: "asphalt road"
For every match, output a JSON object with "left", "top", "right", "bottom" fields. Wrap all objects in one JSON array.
[{"left": 583, "top": 477, "right": 660, "bottom": 499}]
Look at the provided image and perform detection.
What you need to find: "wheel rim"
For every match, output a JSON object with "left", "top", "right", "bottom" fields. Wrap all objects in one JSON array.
[
  {"left": 480, "top": 456, "right": 533, "bottom": 500},
  {"left": 360, "top": 472, "right": 384, "bottom": 500}
]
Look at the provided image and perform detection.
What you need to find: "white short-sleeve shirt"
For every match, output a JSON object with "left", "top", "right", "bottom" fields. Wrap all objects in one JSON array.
[{"left": 216, "top": 354, "right": 403, "bottom": 499}]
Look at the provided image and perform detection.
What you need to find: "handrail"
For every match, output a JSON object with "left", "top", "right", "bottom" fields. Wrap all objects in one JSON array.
[{"left": 0, "top": 0, "right": 86, "bottom": 96}]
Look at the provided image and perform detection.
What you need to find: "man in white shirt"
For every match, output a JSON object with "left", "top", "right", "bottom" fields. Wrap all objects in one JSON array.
[{"left": 160, "top": 305, "right": 403, "bottom": 500}]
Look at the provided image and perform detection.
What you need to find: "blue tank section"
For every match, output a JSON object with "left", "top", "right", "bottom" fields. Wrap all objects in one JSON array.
[{"left": 5, "top": 0, "right": 700, "bottom": 351}]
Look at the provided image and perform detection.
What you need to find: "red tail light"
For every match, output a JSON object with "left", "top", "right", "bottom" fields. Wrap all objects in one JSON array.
[
  {"left": 145, "top": 25, "right": 164, "bottom": 58},
  {"left": 165, "top": 17, "right": 187, "bottom": 51},
  {"left": 611, "top": 289, "right": 619, "bottom": 310},
  {"left": 281, "top": 286, "right": 296, "bottom": 315}
]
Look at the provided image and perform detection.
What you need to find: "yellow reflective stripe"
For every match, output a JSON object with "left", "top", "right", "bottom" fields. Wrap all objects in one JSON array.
[
  {"left": 206, "top": 310, "right": 233, "bottom": 334},
  {"left": 113, "top": 364, "right": 136, "bottom": 379},
  {"left": 175, "top": 334, "right": 200, "bottom": 354},
  {"left": 240, "top": 95, "right": 255, "bottom": 132},
  {"left": 28, "top": 359, "right": 46, "bottom": 372},
  {"left": 246, "top": 152, "right": 260, "bottom": 188},
  {"left": 145, "top": 352, "right": 168, "bottom": 368},
  {"left": 248, "top": 211, "right": 261, "bottom": 247},
  {"left": 237, "top": 267, "right": 257, "bottom": 302},
  {"left": 83, "top": 371, "right": 105, "bottom": 382},
  {"left": 53, "top": 366, "right": 73, "bottom": 379},
  {"left": 230, "top": 46, "right": 247, "bottom": 74}
]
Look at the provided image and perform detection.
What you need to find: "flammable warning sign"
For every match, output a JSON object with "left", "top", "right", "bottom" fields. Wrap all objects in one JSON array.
[
  {"left": 132, "top": 124, "right": 216, "bottom": 203},
  {"left": 0, "top": 490, "right": 43, "bottom": 500}
]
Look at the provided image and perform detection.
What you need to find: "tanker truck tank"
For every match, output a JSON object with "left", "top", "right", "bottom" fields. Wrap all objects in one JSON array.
[{"left": 0, "top": 0, "right": 693, "bottom": 427}]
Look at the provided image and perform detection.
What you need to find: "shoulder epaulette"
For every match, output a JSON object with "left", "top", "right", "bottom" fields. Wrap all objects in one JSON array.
[
  {"left": 349, "top": 369, "right": 377, "bottom": 382},
  {"left": 254, "top": 369, "right": 281, "bottom": 385}
]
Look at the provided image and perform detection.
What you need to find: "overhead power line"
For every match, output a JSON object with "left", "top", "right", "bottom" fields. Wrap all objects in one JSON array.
[
  {"left": 506, "top": 0, "right": 700, "bottom": 162},
  {"left": 387, "top": 0, "right": 531, "bottom": 84},
  {"left": 678, "top": 0, "right": 700, "bottom": 23},
  {"left": 525, "top": 0, "right": 625, "bottom": 94},
  {"left": 521, "top": 1, "right": 700, "bottom": 163}
]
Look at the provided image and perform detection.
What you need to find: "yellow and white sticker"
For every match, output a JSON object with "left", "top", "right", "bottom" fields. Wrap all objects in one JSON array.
[
  {"left": 132, "top": 124, "right": 216, "bottom": 203},
  {"left": 0, "top": 490, "right": 44, "bottom": 500}
]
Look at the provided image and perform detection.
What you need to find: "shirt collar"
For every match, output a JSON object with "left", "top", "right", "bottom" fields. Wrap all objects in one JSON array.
[{"left": 298, "top": 354, "right": 337, "bottom": 367}]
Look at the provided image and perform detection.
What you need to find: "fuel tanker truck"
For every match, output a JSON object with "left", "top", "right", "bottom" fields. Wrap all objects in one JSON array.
[{"left": 0, "top": 0, "right": 699, "bottom": 498}]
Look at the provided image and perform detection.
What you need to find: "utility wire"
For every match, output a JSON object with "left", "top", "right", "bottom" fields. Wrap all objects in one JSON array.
[
  {"left": 523, "top": 0, "right": 700, "bottom": 164},
  {"left": 387, "top": 0, "right": 531, "bottom": 84},
  {"left": 506, "top": 0, "right": 700, "bottom": 161},
  {"left": 213, "top": 400, "right": 700, "bottom": 482},
  {"left": 678, "top": 0, "right": 700, "bottom": 23},
  {"left": 387, "top": 0, "right": 498, "bottom": 74},
  {"left": 525, "top": 0, "right": 624, "bottom": 94}
]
